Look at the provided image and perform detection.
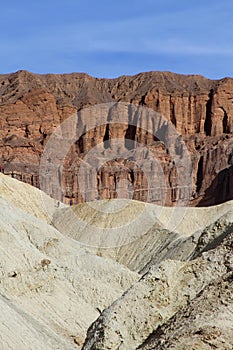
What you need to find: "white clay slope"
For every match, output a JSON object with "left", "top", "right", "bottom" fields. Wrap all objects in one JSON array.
[
  {"left": 1, "top": 174, "right": 233, "bottom": 350},
  {"left": 0, "top": 175, "right": 139, "bottom": 349},
  {"left": 52, "top": 198, "right": 233, "bottom": 273}
]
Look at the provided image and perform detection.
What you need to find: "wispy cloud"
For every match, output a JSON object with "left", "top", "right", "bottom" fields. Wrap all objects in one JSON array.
[
  {"left": 6, "top": 9, "right": 231, "bottom": 56},
  {"left": 1, "top": 0, "right": 233, "bottom": 77}
]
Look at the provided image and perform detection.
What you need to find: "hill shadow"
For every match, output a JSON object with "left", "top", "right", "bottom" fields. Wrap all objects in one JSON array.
[{"left": 197, "top": 165, "right": 233, "bottom": 206}]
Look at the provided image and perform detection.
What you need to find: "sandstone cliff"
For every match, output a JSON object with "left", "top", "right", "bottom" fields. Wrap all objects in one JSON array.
[{"left": 0, "top": 70, "right": 232, "bottom": 206}]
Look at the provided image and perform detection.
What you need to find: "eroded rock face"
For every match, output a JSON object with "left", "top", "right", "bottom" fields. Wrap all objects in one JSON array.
[
  {"left": 139, "top": 273, "right": 233, "bottom": 350},
  {"left": 82, "top": 233, "right": 233, "bottom": 350},
  {"left": 0, "top": 70, "right": 233, "bottom": 206}
]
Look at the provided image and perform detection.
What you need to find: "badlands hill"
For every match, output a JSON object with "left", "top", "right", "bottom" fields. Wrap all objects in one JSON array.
[
  {"left": 0, "top": 70, "right": 233, "bottom": 207},
  {"left": 0, "top": 174, "right": 233, "bottom": 349}
]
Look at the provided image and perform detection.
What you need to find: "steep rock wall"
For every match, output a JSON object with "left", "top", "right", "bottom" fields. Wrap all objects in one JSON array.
[{"left": 0, "top": 70, "right": 232, "bottom": 206}]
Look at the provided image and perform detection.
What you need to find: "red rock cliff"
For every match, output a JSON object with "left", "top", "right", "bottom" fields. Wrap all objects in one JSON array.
[{"left": 0, "top": 70, "right": 232, "bottom": 206}]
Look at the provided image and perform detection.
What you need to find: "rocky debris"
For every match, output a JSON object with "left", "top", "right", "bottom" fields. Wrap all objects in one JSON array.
[
  {"left": 189, "top": 210, "right": 233, "bottom": 259},
  {"left": 81, "top": 233, "right": 233, "bottom": 350},
  {"left": 138, "top": 272, "right": 233, "bottom": 350},
  {"left": 139, "top": 272, "right": 233, "bottom": 350},
  {"left": 0, "top": 70, "right": 233, "bottom": 206}
]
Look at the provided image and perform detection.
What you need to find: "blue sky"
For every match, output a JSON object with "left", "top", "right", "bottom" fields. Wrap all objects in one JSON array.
[{"left": 1, "top": 0, "right": 233, "bottom": 79}]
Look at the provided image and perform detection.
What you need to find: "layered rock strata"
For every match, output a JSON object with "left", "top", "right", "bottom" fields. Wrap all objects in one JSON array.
[{"left": 0, "top": 70, "right": 232, "bottom": 206}]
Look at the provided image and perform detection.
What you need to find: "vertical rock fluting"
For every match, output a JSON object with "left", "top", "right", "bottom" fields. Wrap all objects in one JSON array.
[{"left": 0, "top": 70, "right": 232, "bottom": 206}]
